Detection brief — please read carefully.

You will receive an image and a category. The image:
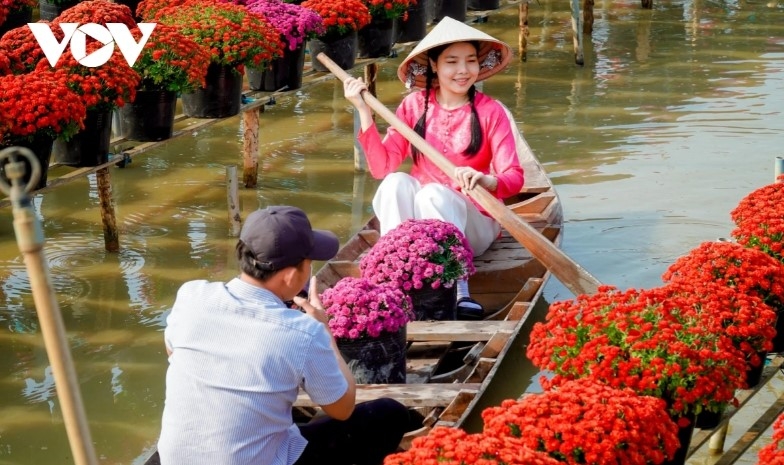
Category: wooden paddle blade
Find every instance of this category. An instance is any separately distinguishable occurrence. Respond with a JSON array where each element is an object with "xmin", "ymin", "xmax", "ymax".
[{"xmin": 315, "ymin": 53, "xmax": 602, "ymax": 296}]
